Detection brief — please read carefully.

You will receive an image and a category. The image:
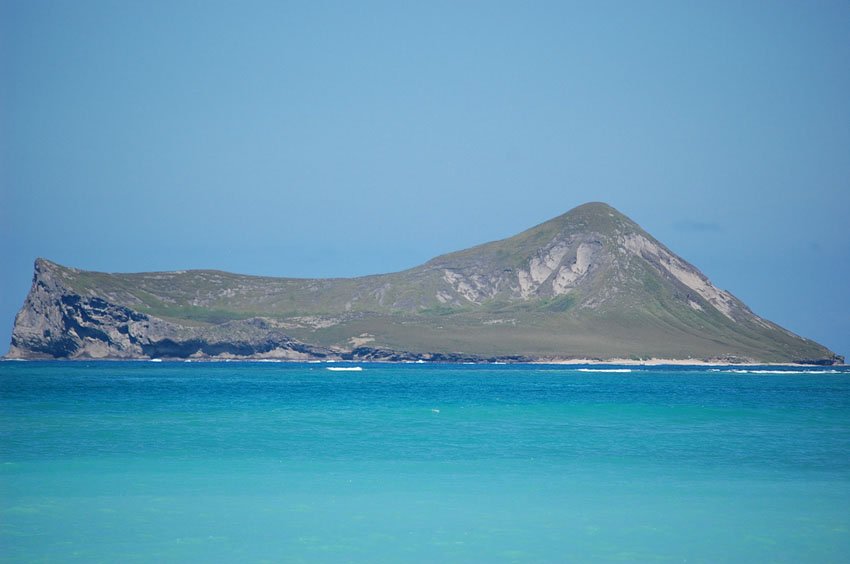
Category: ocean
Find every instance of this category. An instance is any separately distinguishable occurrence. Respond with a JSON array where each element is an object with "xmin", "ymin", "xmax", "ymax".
[{"xmin": 2, "ymin": 361, "xmax": 849, "ymax": 562}]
